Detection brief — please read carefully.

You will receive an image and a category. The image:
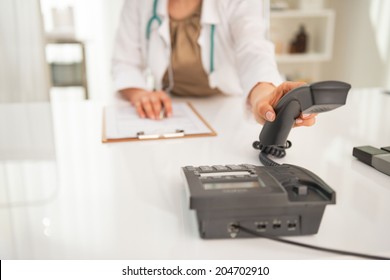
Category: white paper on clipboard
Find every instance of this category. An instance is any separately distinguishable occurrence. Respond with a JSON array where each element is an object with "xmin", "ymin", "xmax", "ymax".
[{"xmin": 103, "ymin": 102, "xmax": 215, "ymax": 141}]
